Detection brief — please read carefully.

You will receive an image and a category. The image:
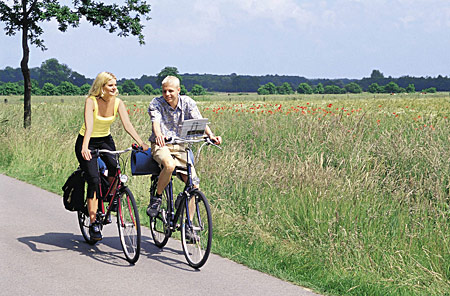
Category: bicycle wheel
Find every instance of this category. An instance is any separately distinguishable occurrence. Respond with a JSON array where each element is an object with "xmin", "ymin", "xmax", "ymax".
[
  {"xmin": 149, "ymin": 181, "xmax": 171, "ymax": 248},
  {"xmin": 180, "ymin": 190, "xmax": 212, "ymax": 269},
  {"xmin": 77, "ymin": 208, "xmax": 98, "ymax": 245},
  {"xmin": 117, "ymin": 187, "xmax": 141, "ymax": 264}
]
